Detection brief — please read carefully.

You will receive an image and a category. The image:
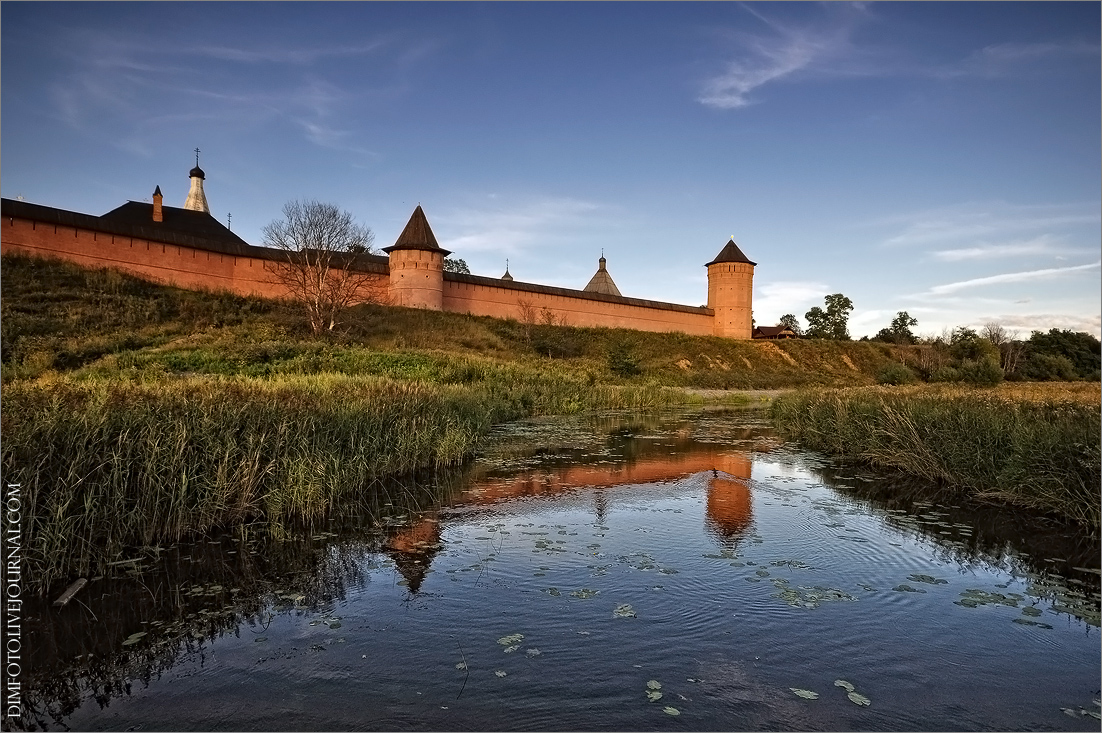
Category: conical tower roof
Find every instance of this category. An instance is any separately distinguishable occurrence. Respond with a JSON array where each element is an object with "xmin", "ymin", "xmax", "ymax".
[
  {"xmin": 705, "ymin": 239, "xmax": 756, "ymax": 267},
  {"xmin": 583, "ymin": 256, "xmax": 622, "ymax": 297},
  {"xmin": 383, "ymin": 205, "xmax": 452, "ymax": 255}
]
